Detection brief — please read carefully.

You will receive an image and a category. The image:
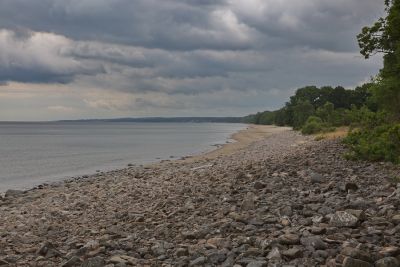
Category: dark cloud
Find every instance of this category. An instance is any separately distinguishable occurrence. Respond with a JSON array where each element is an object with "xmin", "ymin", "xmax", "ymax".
[{"xmin": 0, "ymin": 0, "xmax": 384, "ymax": 118}]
